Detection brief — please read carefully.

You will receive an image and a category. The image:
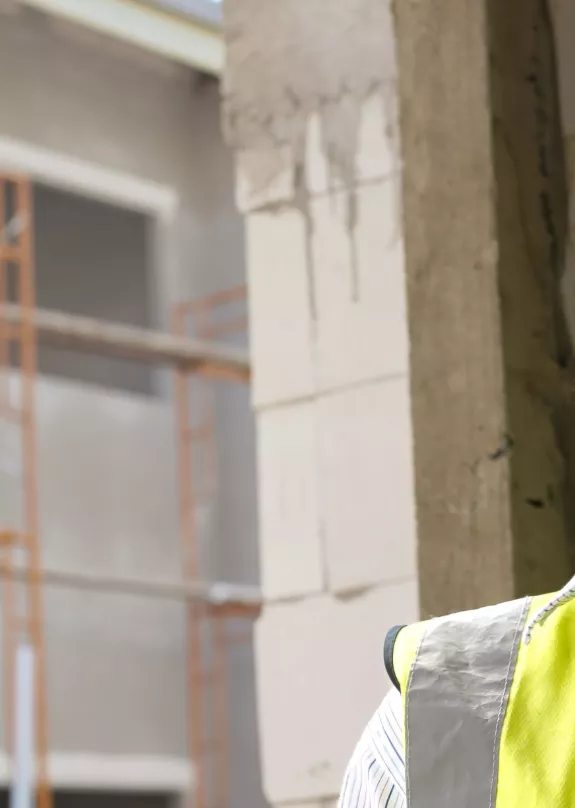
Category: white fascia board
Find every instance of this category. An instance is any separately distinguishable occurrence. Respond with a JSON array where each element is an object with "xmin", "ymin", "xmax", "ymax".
[
  {"xmin": 22, "ymin": 0, "xmax": 224, "ymax": 75},
  {"xmin": 0, "ymin": 136, "xmax": 179, "ymax": 221}
]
